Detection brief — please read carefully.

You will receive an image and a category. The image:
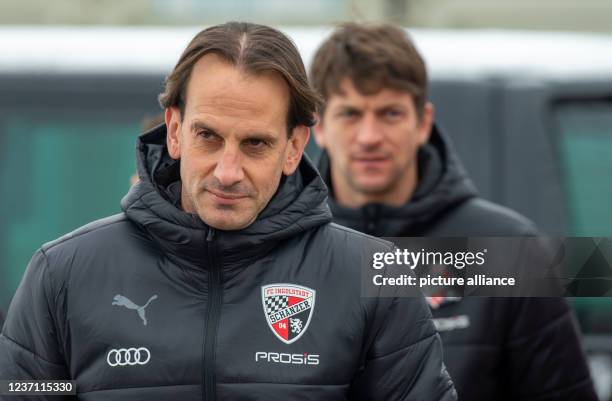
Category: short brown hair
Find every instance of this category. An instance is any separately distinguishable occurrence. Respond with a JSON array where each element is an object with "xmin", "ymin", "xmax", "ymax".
[
  {"xmin": 310, "ymin": 22, "xmax": 427, "ymax": 116},
  {"xmin": 159, "ymin": 22, "xmax": 322, "ymax": 134}
]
